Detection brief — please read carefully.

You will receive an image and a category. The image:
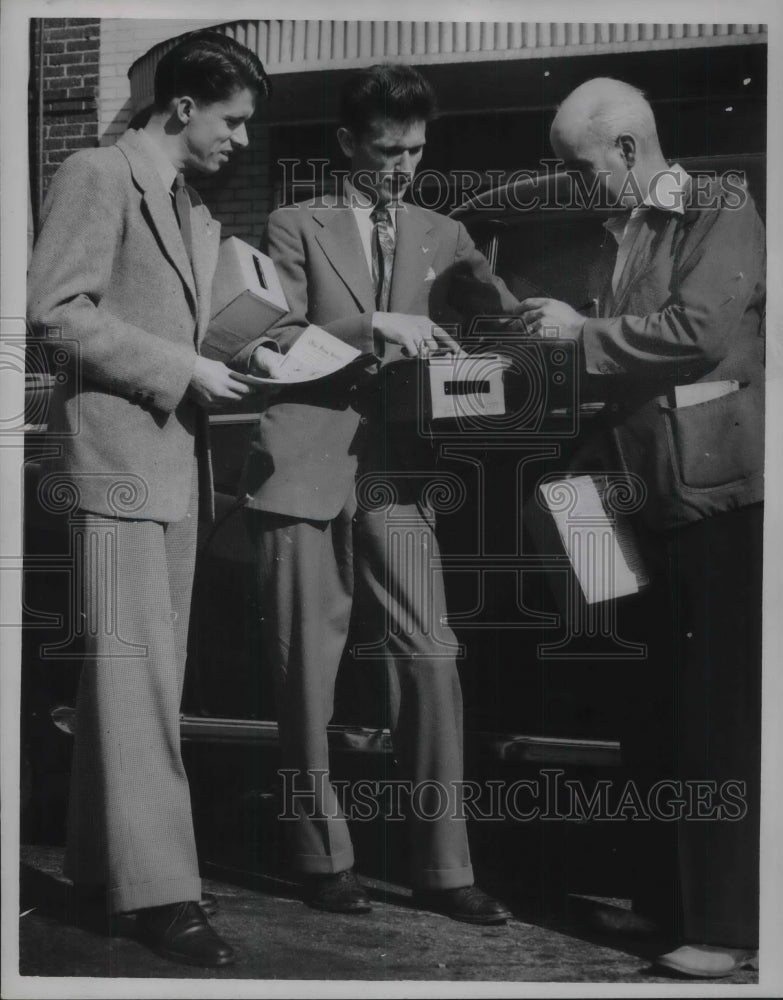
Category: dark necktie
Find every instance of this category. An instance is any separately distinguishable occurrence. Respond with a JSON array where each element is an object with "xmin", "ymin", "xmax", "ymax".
[
  {"xmin": 173, "ymin": 172, "xmax": 194, "ymax": 264},
  {"xmin": 371, "ymin": 205, "xmax": 395, "ymax": 312}
]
